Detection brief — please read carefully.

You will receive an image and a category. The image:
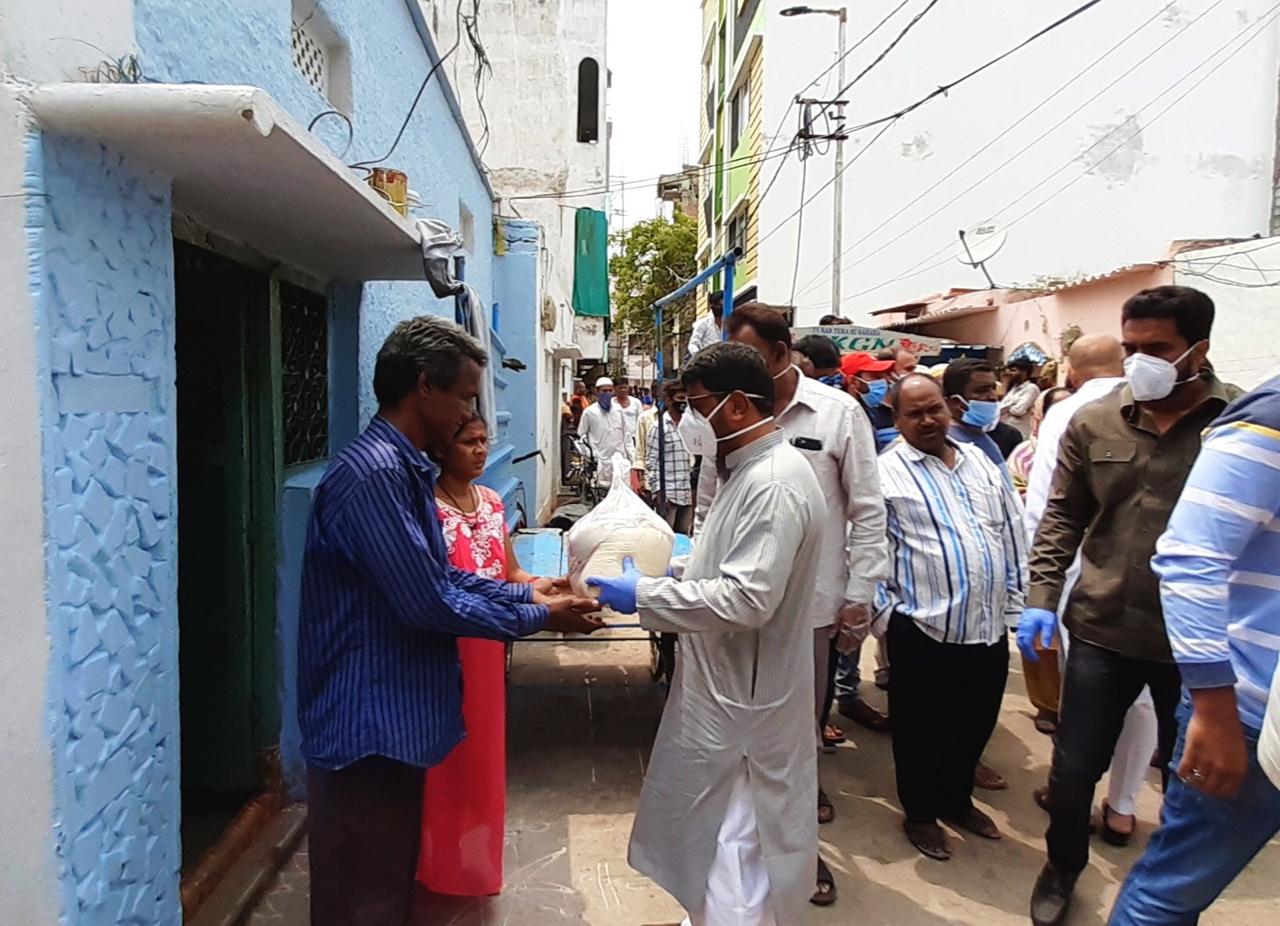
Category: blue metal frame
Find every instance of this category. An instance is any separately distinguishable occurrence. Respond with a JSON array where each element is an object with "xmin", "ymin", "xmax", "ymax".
[
  {"xmin": 649, "ymin": 247, "xmax": 740, "ymax": 507},
  {"xmin": 650, "ymin": 247, "xmax": 741, "ymax": 382}
]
